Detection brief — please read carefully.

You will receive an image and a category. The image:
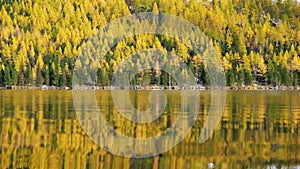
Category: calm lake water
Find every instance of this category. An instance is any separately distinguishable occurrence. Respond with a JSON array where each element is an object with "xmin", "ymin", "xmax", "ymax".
[{"xmin": 0, "ymin": 90, "xmax": 300, "ymax": 169}]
